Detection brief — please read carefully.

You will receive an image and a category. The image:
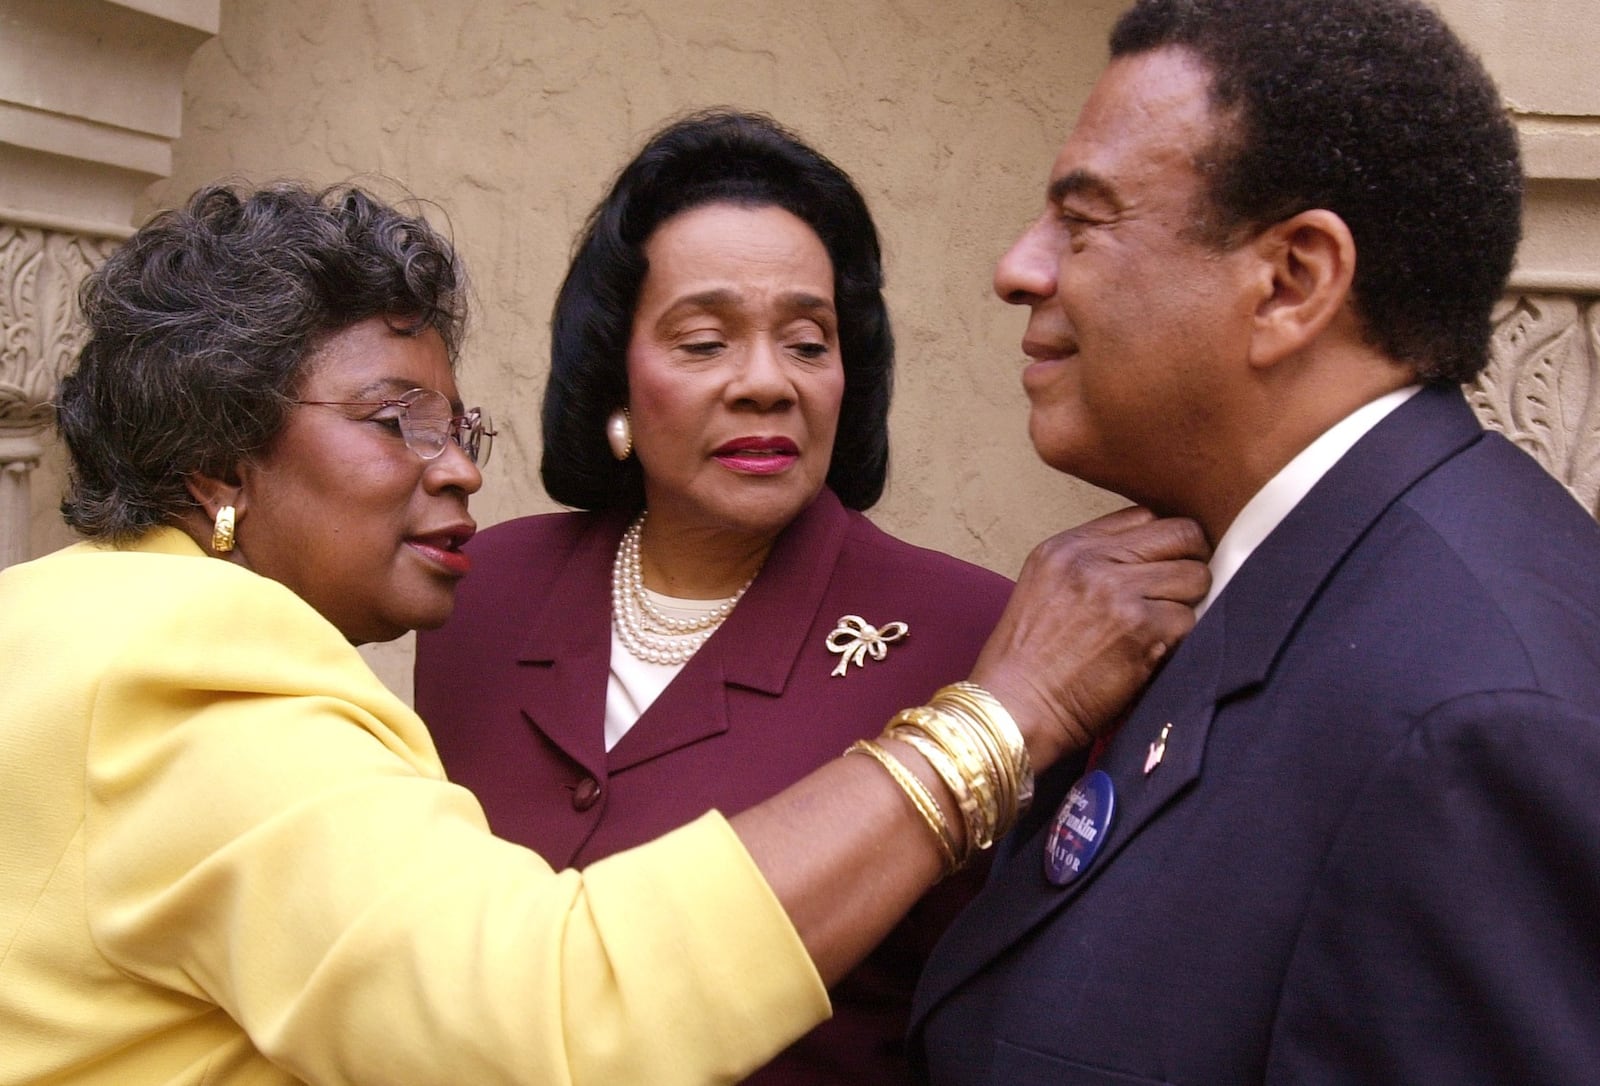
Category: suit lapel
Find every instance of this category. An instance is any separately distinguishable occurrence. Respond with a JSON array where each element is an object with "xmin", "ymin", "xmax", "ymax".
[
  {"xmin": 605, "ymin": 652, "xmax": 734, "ymax": 770},
  {"xmin": 914, "ymin": 607, "xmax": 1226, "ymax": 1010},
  {"xmin": 914, "ymin": 385, "xmax": 1488, "ymax": 1022},
  {"xmin": 1215, "ymin": 384, "xmax": 1484, "ymax": 694},
  {"xmin": 512, "ymin": 513, "xmax": 625, "ymax": 783},
  {"xmin": 606, "ymin": 491, "xmax": 852, "ymax": 771}
]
